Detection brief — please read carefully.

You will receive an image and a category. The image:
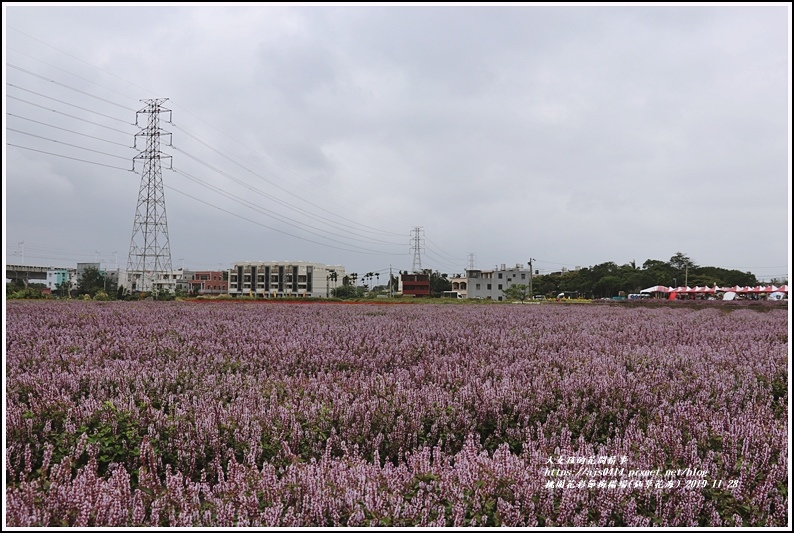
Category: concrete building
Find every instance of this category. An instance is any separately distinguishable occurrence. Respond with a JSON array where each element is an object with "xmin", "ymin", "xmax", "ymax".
[
  {"xmin": 46, "ymin": 268, "xmax": 75, "ymax": 293},
  {"xmin": 76, "ymin": 262, "xmax": 101, "ymax": 281},
  {"xmin": 106, "ymin": 269, "xmax": 128, "ymax": 291},
  {"xmin": 465, "ymin": 263, "xmax": 533, "ymax": 301},
  {"xmin": 399, "ymin": 272, "xmax": 431, "ymax": 297},
  {"xmin": 449, "ymin": 274, "xmax": 468, "ymax": 298},
  {"xmin": 228, "ymin": 261, "xmax": 345, "ymax": 298}
]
